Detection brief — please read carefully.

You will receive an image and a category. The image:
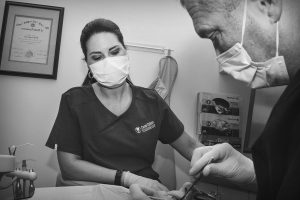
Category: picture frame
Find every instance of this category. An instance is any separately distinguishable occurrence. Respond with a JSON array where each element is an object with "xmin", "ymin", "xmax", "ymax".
[
  {"xmin": 243, "ymin": 86, "xmax": 286, "ymax": 153},
  {"xmin": 0, "ymin": 1, "xmax": 64, "ymax": 79}
]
